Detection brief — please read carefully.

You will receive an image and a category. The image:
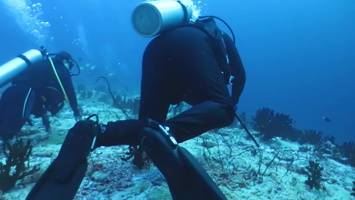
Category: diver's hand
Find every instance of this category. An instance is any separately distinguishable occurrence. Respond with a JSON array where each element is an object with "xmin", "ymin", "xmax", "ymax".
[
  {"xmin": 74, "ymin": 114, "xmax": 82, "ymax": 122},
  {"xmin": 74, "ymin": 107, "xmax": 82, "ymax": 121},
  {"xmin": 46, "ymin": 127, "xmax": 53, "ymax": 134},
  {"xmin": 233, "ymin": 104, "xmax": 238, "ymax": 112}
]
